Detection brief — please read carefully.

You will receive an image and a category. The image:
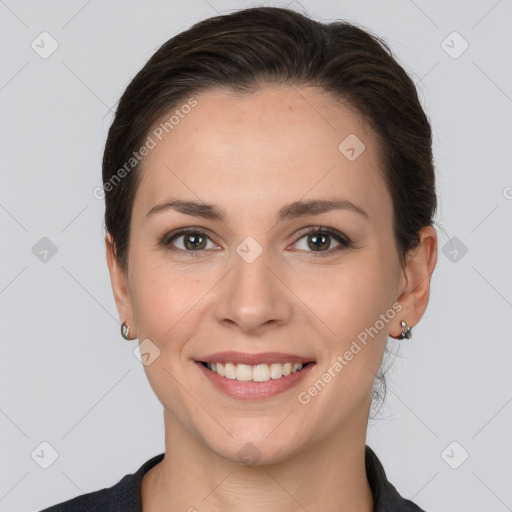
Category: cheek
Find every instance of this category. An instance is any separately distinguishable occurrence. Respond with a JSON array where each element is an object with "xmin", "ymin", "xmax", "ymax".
[
  {"xmin": 299, "ymin": 251, "xmax": 396, "ymax": 398},
  {"xmin": 129, "ymin": 262, "xmax": 202, "ymax": 417},
  {"xmin": 298, "ymin": 262, "xmax": 393, "ymax": 420},
  {"xmin": 295, "ymin": 254, "xmax": 396, "ymax": 345},
  {"xmin": 129, "ymin": 256, "xmax": 200, "ymax": 347}
]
